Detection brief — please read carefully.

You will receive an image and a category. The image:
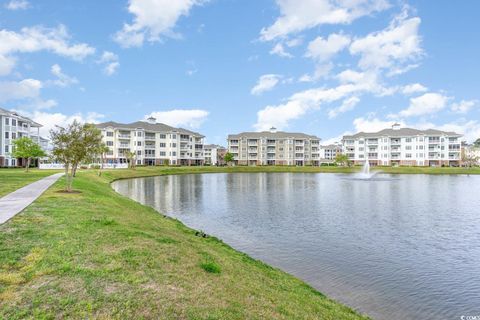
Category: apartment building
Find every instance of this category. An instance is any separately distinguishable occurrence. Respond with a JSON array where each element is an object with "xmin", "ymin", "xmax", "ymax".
[
  {"xmin": 0, "ymin": 108, "xmax": 43, "ymax": 167},
  {"xmin": 342, "ymin": 123, "xmax": 462, "ymax": 166},
  {"xmin": 95, "ymin": 117, "xmax": 205, "ymax": 166},
  {"xmin": 204, "ymin": 144, "xmax": 227, "ymax": 165},
  {"xmin": 320, "ymin": 144, "xmax": 342, "ymax": 160},
  {"xmin": 227, "ymin": 127, "xmax": 321, "ymax": 166}
]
